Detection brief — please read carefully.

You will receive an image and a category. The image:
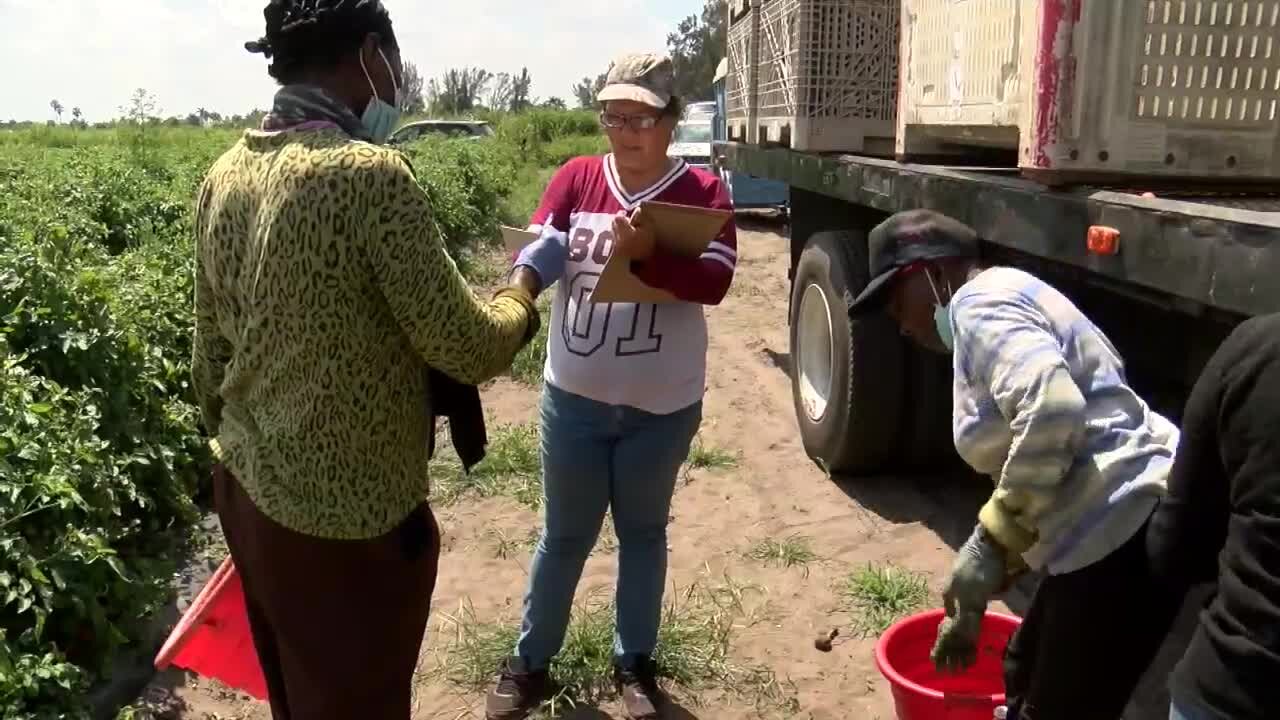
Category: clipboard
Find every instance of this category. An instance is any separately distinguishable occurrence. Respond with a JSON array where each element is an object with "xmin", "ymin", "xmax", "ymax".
[
  {"xmin": 592, "ymin": 200, "xmax": 732, "ymax": 304},
  {"xmin": 500, "ymin": 200, "xmax": 732, "ymax": 304},
  {"xmin": 634, "ymin": 200, "xmax": 733, "ymax": 257}
]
